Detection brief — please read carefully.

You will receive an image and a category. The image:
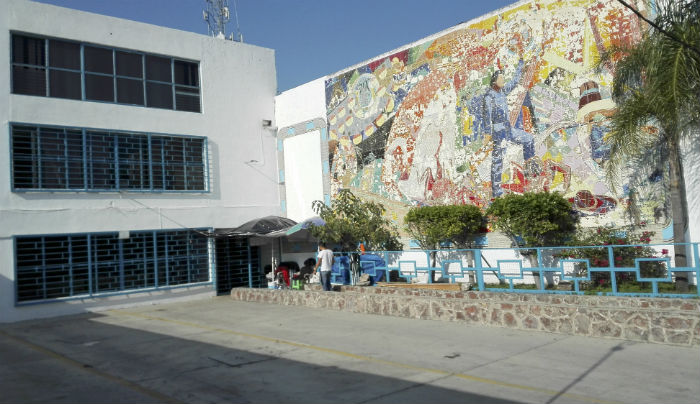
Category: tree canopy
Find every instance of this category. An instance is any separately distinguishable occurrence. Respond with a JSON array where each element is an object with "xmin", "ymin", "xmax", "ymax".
[
  {"xmin": 404, "ymin": 205, "xmax": 485, "ymax": 250},
  {"xmin": 486, "ymin": 192, "xmax": 578, "ymax": 248},
  {"xmin": 310, "ymin": 189, "xmax": 402, "ymax": 252},
  {"xmin": 603, "ymin": 0, "xmax": 699, "ymax": 226}
]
